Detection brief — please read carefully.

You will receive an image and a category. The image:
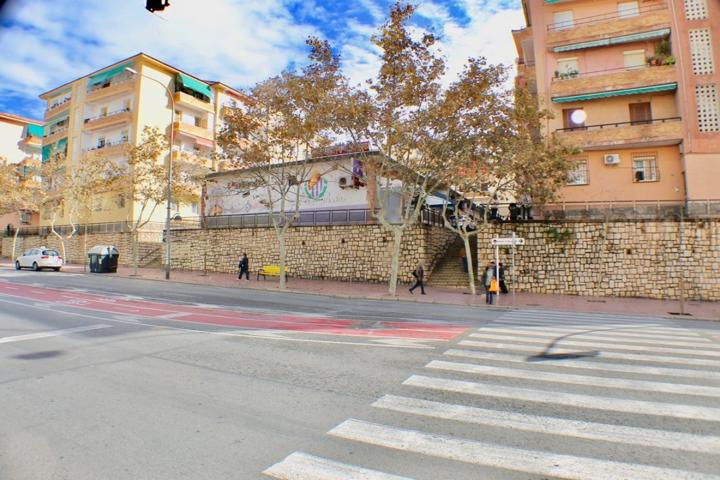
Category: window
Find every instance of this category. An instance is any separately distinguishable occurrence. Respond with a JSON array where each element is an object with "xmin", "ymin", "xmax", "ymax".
[
  {"xmin": 684, "ymin": 0, "xmax": 708, "ymax": 20},
  {"xmin": 120, "ymin": 129, "xmax": 129, "ymax": 143},
  {"xmin": 567, "ymin": 160, "xmax": 588, "ymax": 185},
  {"xmin": 618, "ymin": 1, "xmax": 639, "ymax": 18},
  {"xmin": 190, "ymin": 202, "xmax": 198, "ymax": 214},
  {"xmin": 124, "ymin": 99, "xmax": 131, "ymax": 111},
  {"xmin": 562, "ymin": 108, "xmax": 586, "ymax": 130},
  {"xmin": 100, "ymin": 106, "xmax": 108, "ymax": 117},
  {"xmin": 553, "ymin": 11, "xmax": 573, "ymax": 30},
  {"xmin": 696, "ymin": 83, "xmax": 720, "ymax": 132},
  {"xmin": 97, "ymin": 136, "xmax": 106, "ymax": 148},
  {"xmin": 633, "ymin": 156, "xmax": 658, "ymax": 182},
  {"xmin": 556, "ymin": 58, "xmax": 579, "ymax": 78},
  {"xmin": 689, "ymin": 29, "xmax": 715, "ymax": 75},
  {"xmin": 629, "ymin": 102, "xmax": 652, "ymax": 125},
  {"xmin": 624, "ymin": 49, "xmax": 646, "ymax": 69}
]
